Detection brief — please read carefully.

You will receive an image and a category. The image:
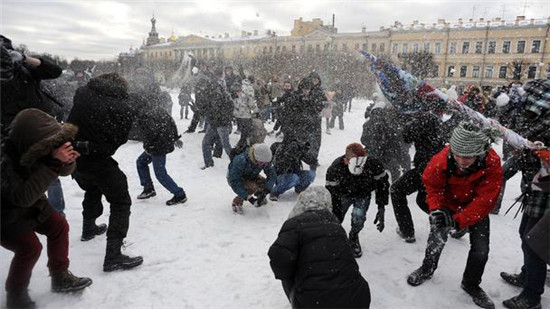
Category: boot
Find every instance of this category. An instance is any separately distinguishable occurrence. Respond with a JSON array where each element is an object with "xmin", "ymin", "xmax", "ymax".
[
  {"xmin": 407, "ymin": 266, "xmax": 434, "ymax": 286},
  {"xmin": 500, "ymin": 272, "xmax": 525, "ymax": 288},
  {"xmin": 348, "ymin": 232, "xmax": 362, "ymax": 258},
  {"xmin": 166, "ymin": 194, "xmax": 187, "ymax": 206},
  {"xmin": 461, "ymin": 283, "xmax": 495, "ymax": 309},
  {"xmin": 396, "ymin": 227, "xmax": 416, "ymax": 243},
  {"xmin": 232, "ymin": 196, "xmax": 244, "ymax": 215},
  {"xmin": 103, "ymin": 239, "xmax": 143, "ymax": 272},
  {"xmin": 137, "ymin": 187, "xmax": 156, "ymax": 199},
  {"xmin": 6, "ymin": 290, "xmax": 35, "ymax": 308},
  {"xmin": 450, "ymin": 227, "xmax": 468, "ymax": 239},
  {"xmin": 503, "ymin": 294, "xmax": 541, "ymax": 309},
  {"xmin": 81, "ymin": 219, "xmax": 108, "ymax": 241},
  {"xmin": 51, "ymin": 270, "xmax": 93, "ymax": 293}
]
